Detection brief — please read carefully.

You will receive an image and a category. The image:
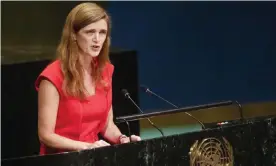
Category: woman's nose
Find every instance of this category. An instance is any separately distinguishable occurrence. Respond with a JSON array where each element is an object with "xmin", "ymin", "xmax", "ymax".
[{"xmin": 92, "ymin": 33, "xmax": 99, "ymax": 42}]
